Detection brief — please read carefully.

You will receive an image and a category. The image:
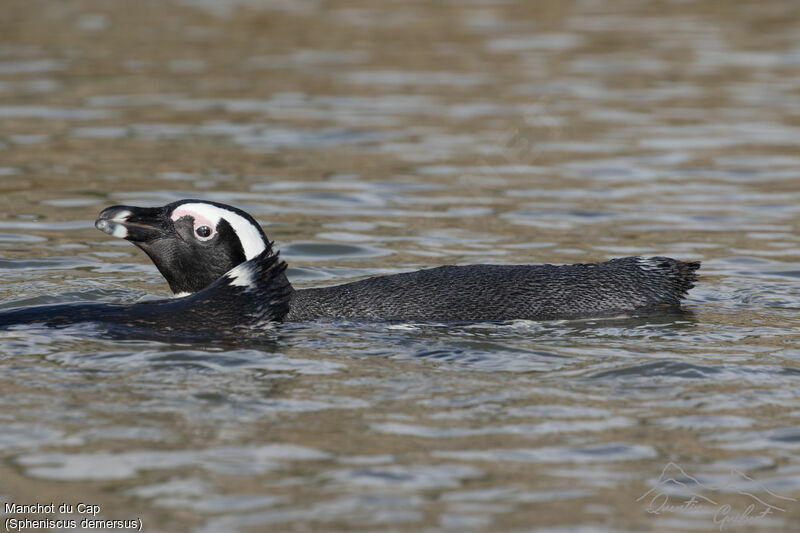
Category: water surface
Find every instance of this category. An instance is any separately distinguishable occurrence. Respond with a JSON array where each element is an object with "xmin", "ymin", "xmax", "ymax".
[{"xmin": 1, "ymin": 1, "xmax": 800, "ymax": 531}]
